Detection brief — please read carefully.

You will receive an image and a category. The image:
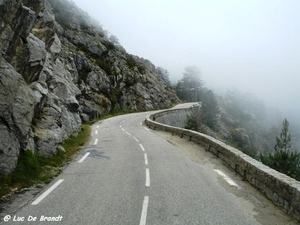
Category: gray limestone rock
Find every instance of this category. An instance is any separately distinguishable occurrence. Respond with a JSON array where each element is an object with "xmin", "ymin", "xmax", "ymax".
[
  {"xmin": 0, "ymin": 0, "xmax": 179, "ymax": 174},
  {"xmin": 86, "ymin": 70, "xmax": 110, "ymax": 93},
  {"xmin": 0, "ymin": 57, "xmax": 37, "ymax": 174},
  {"xmin": 0, "ymin": 124, "xmax": 20, "ymax": 175}
]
